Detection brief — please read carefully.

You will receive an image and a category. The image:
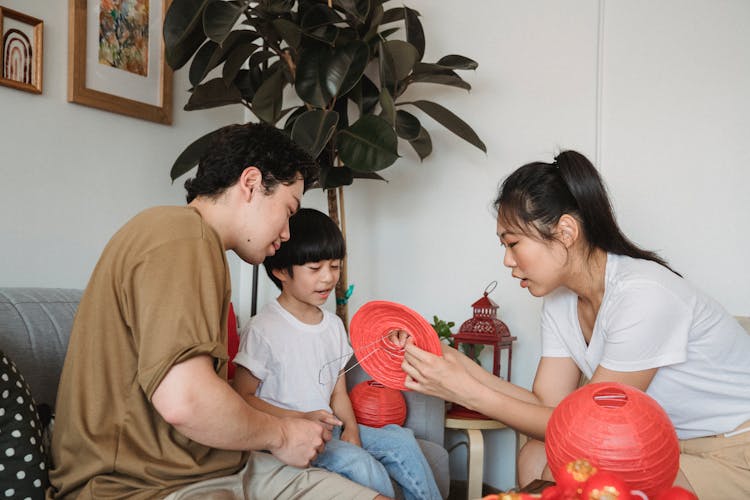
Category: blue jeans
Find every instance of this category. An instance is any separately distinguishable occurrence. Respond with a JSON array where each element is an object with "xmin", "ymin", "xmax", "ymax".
[{"xmin": 313, "ymin": 424, "xmax": 441, "ymax": 500}]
